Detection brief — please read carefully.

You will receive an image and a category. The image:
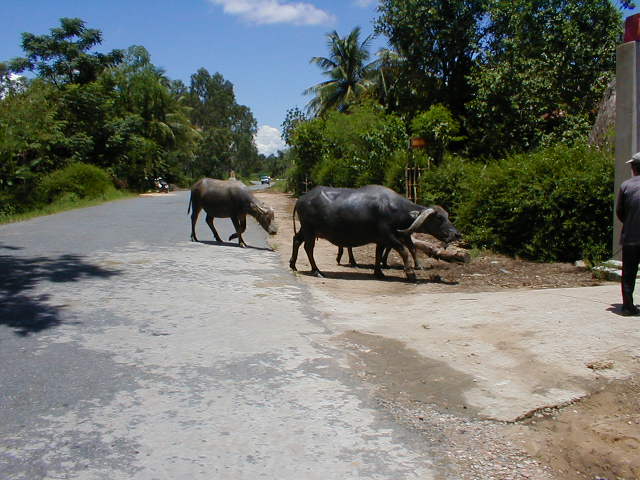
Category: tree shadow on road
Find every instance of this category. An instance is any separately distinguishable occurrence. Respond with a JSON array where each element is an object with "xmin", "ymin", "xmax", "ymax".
[{"xmin": 0, "ymin": 247, "xmax": 122, "ymax": 336}]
